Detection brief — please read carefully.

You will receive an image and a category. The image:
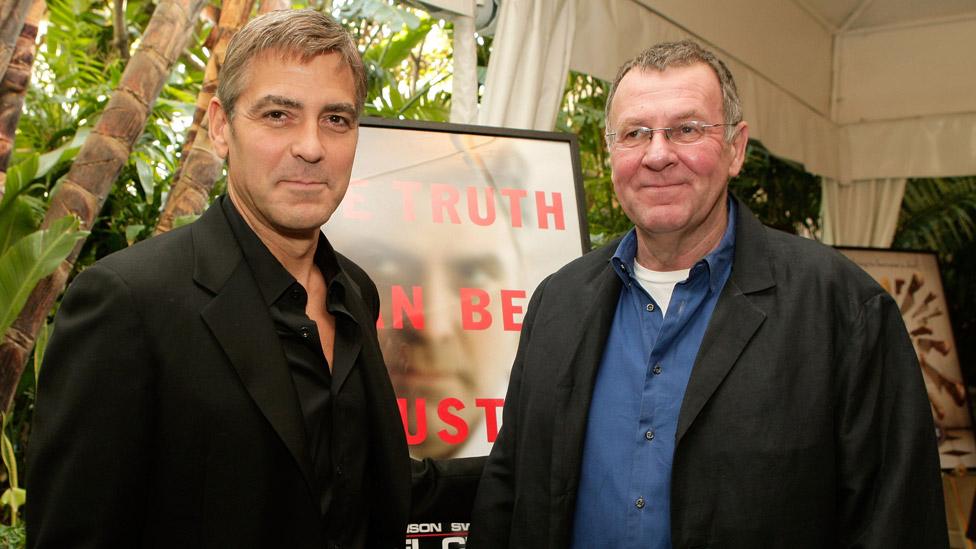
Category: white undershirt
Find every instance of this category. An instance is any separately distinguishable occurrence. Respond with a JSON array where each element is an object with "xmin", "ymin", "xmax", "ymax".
[{"xmin": 631, "ymin": 260, "xmax": 691, "ymax": 317}]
